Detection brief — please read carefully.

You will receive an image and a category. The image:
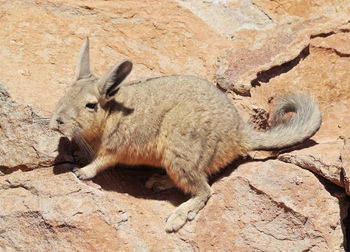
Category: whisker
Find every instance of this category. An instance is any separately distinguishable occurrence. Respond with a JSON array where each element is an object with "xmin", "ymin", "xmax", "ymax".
[{"xmin": 72, "ymin": 128, "xmax": 96, "ymax": 162}]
